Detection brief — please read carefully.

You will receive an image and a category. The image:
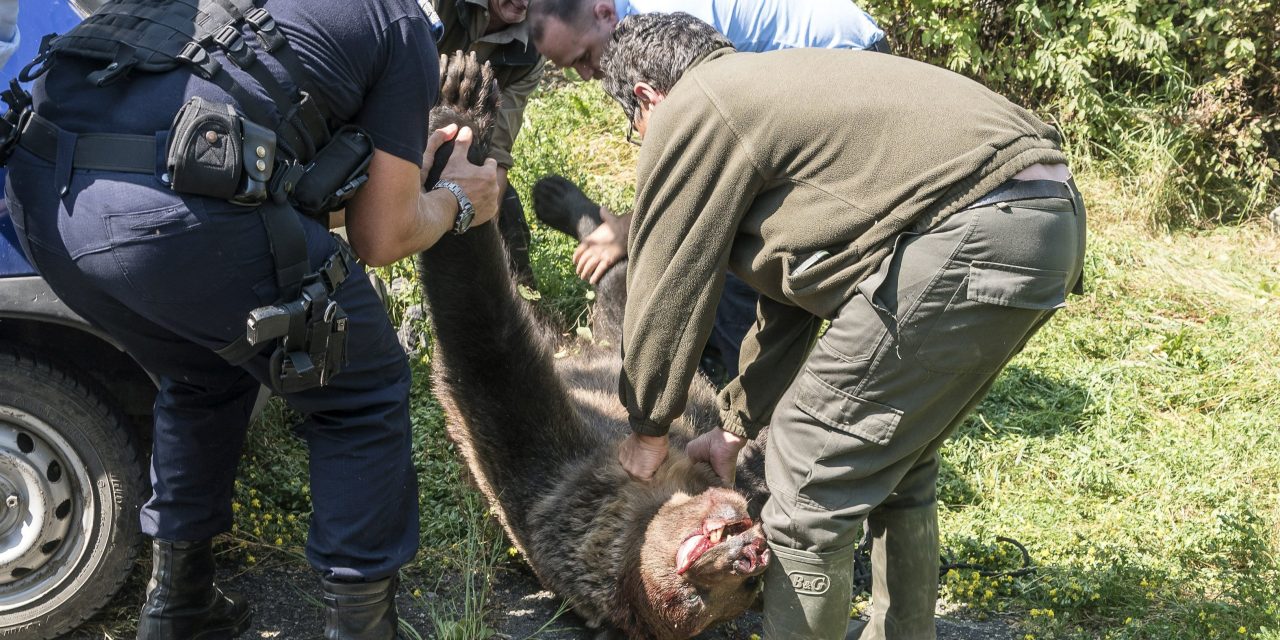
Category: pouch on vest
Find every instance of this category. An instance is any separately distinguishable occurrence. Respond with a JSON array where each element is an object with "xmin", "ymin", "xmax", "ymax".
[
  {"xmin": 167, "ymin": 96, "xmax": 277, "ymax": 204},
  {"xmin": 290, "ymin": 126, "xmax": 373, "ymax": 217}
]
